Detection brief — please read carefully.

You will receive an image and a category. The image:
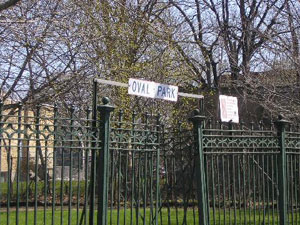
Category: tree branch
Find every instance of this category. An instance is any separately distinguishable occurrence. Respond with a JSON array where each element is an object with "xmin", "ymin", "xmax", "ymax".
[{"xmin": 0, "ymin": 0, "xmax": 21, "ymax": 11}]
